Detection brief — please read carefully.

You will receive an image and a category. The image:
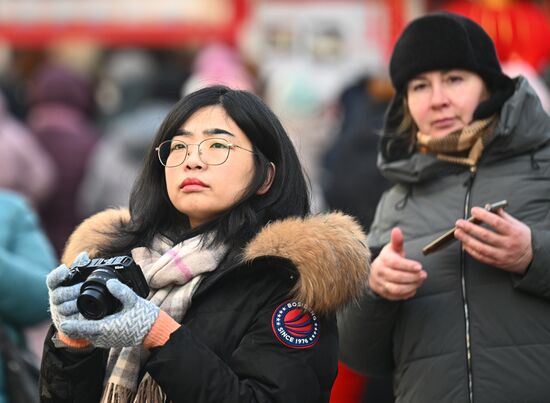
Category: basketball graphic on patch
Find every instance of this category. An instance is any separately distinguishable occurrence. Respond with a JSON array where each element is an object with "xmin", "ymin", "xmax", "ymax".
[{"xmin": 272, "ymin": 300, "xmax": 320, "ymax": 349}]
